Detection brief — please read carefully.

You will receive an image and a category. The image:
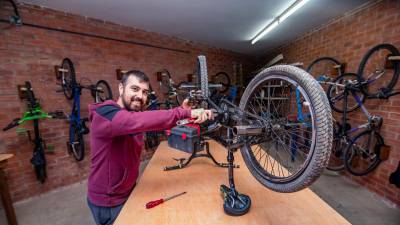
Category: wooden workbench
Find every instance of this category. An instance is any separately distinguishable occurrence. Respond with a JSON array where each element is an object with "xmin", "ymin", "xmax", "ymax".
[
  {"xmin": 114, "ymin": 141, "xmax": 349, "ymax": 225},
  {"xmin": 0, "ymin": 154, "xmax": 18, "ymax": 225}
]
